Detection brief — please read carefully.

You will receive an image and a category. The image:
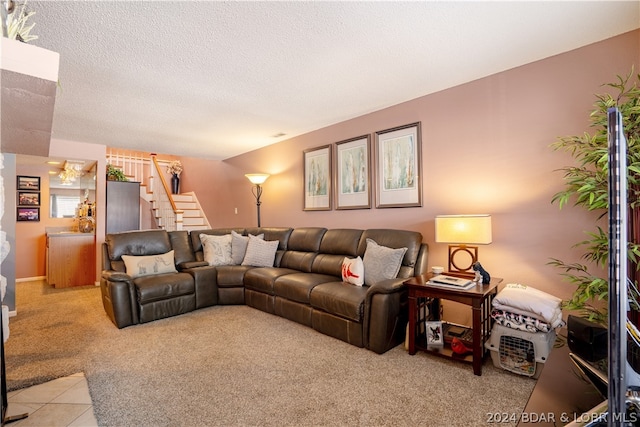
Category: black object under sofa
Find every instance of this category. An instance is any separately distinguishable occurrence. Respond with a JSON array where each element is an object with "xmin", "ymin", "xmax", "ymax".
[{"xmin": 100, "ymin": 227, "xmax": 428, "ymax": 354}]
